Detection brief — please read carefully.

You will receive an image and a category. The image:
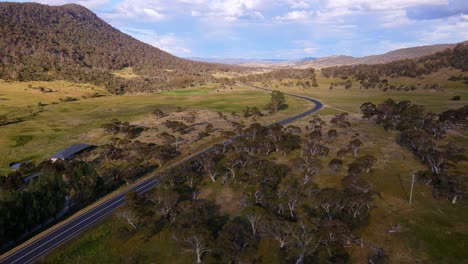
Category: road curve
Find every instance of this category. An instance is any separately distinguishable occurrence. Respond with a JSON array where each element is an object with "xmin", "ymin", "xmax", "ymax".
[
  {"xmin": 0, "ymin": 84, "xmax": 323, "ymax": 264},
  {"xmin": 241, "ymin": 83, "xmax": 324, "ymax": 126}
]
